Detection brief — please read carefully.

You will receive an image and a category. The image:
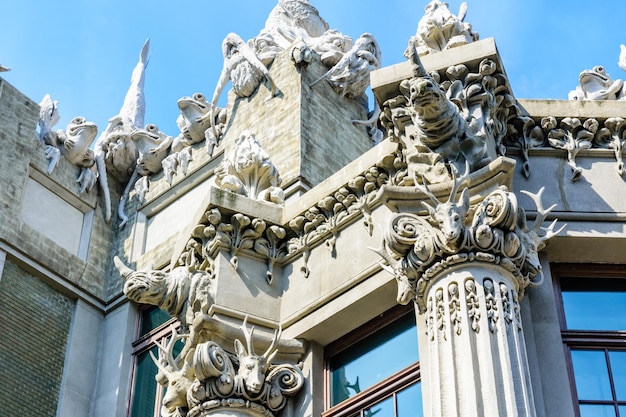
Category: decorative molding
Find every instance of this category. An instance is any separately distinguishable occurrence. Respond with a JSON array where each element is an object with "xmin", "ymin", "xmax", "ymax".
[
  {"xmin": 505, "ymin": 113, "xmax": 626, "ymax": 180},
  {"xmin": 376, "ymin": 168, "xmax": 564, "ymax": 312},
  {"xmin": 464, "ymin": 278, "xmax": 480, "ymax": 333},
  {"xmin": 140, "ymin": 318, "xmax": 304, "ymax": 417}
]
